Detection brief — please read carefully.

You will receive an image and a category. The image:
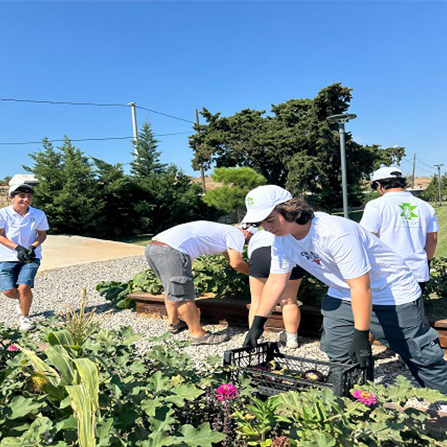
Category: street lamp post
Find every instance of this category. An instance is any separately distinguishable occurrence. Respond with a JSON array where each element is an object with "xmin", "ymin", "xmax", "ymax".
[{"xmin": 326, "ymin": 113, "xmax": 357, "ymax": 219}]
